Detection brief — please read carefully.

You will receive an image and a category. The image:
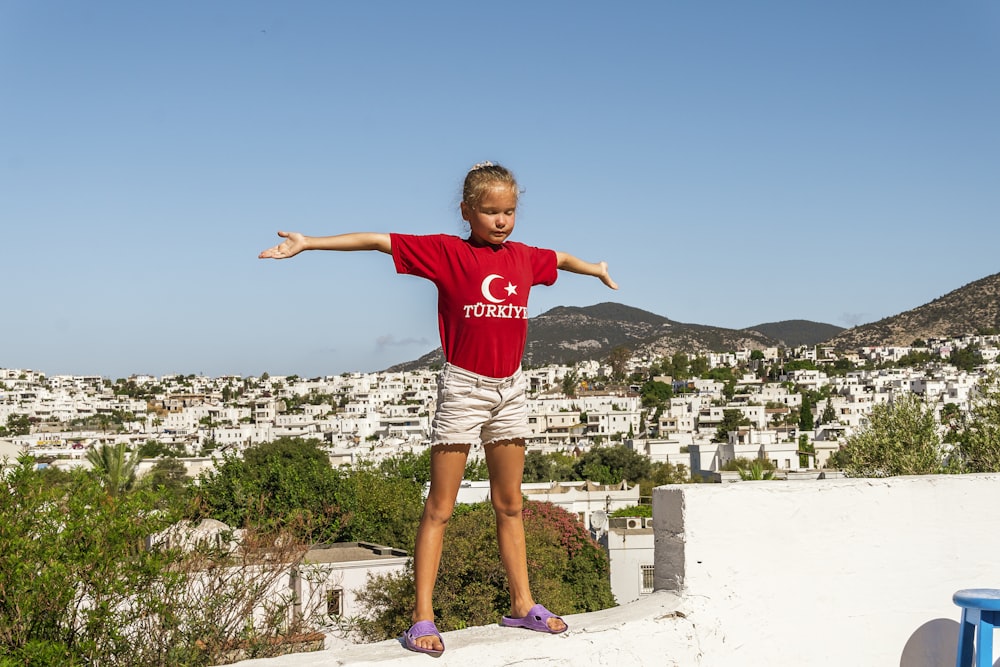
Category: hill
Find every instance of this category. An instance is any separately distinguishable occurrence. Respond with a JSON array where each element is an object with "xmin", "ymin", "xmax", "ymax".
[
  {"xmin": 386, "ymin": 303, "xmax": 836, "ymax": 372},
  {"xmin": 826, "ymin": 272, "xmax": 1000, "ymax": 349},
  {"xmin": 744, "ymin": 320, "xmax": 845, "ymax": 348},
  {"xmin": 386, "ymin": 273, "xmax": 1000, "ymax": 372}
]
